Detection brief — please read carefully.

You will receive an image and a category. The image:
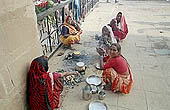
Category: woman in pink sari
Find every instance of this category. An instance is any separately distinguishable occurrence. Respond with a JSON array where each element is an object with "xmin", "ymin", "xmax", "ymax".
[{"xmin": 109, "ymin": 12, "xmax": 128, "ymax": 42}]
